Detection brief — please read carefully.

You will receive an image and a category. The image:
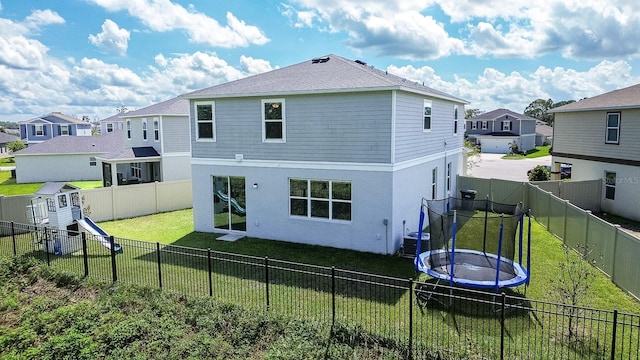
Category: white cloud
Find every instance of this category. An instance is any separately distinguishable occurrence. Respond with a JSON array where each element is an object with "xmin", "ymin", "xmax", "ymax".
[
  {"xmin": 89, "ymin": 19, "xmax": 130, "ymax": 55},
  {"xmin": 239, "ymin": 55, "xmax": 276, "ymax": 75},
  {"xmin": 87, "ymin": 0, "xmax": 269, "ymax": 48}
]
